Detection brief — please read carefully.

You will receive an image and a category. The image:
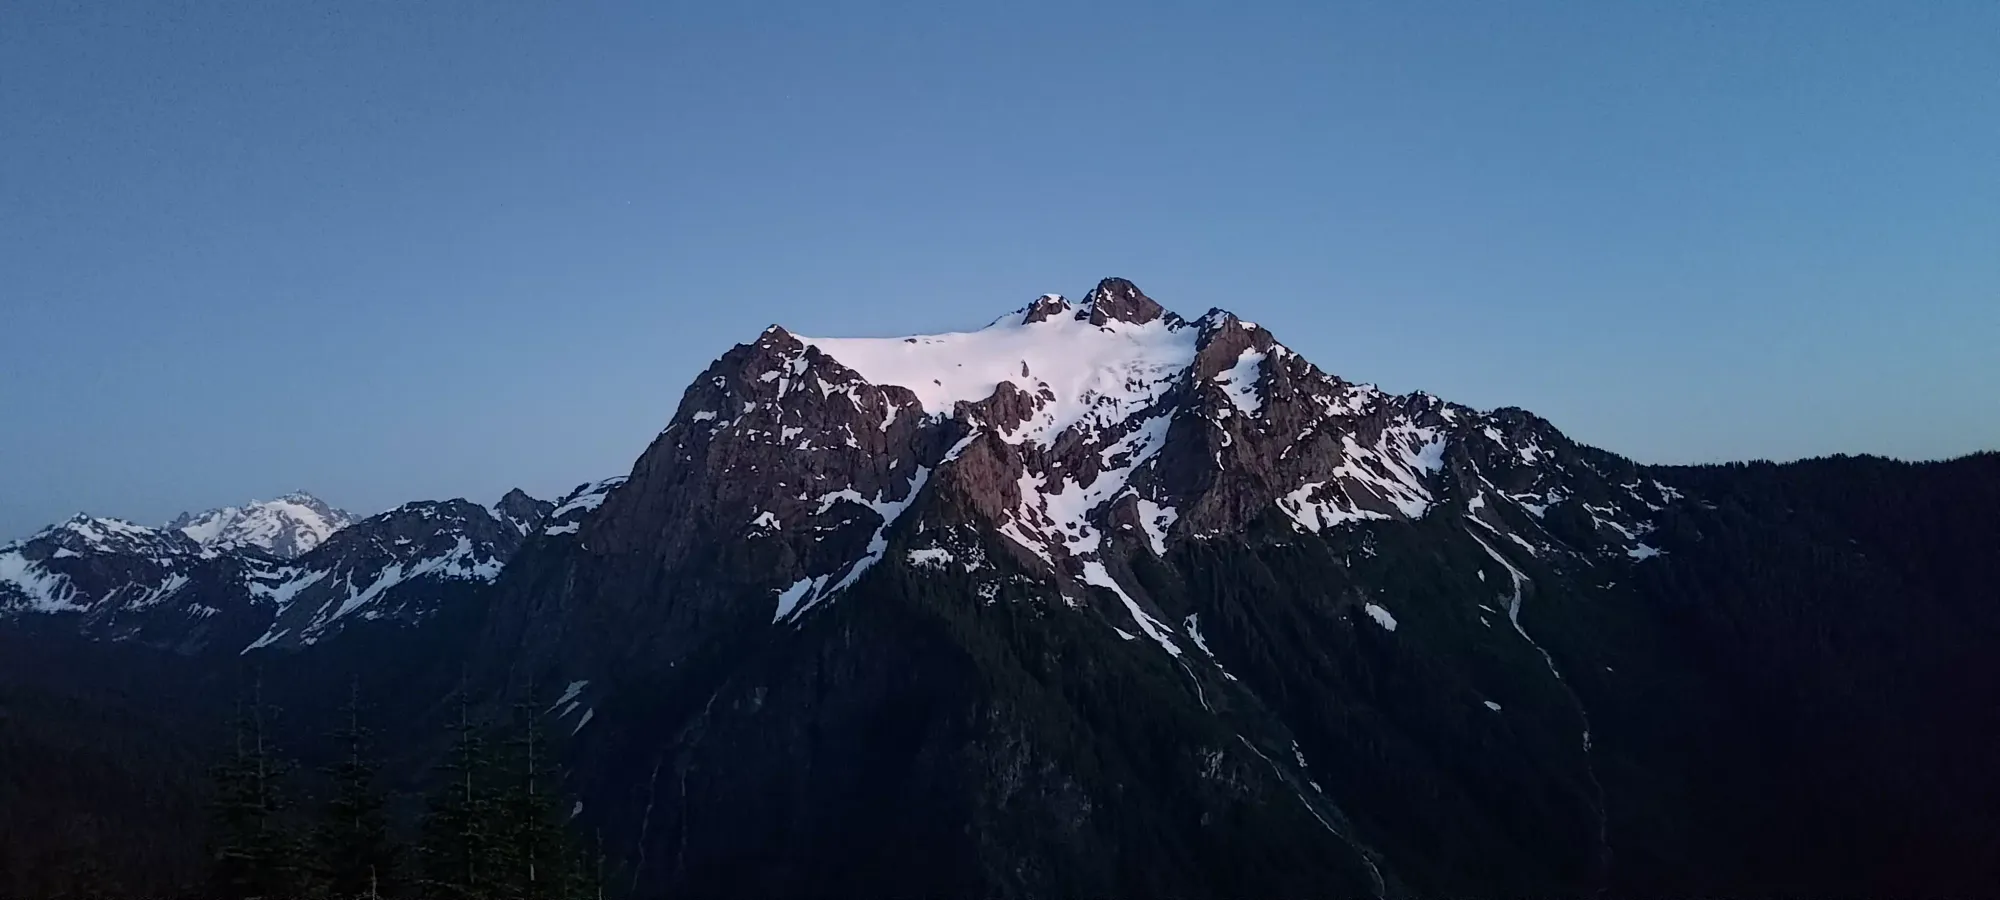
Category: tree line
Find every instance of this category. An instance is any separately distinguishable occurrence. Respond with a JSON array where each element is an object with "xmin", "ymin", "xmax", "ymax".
[{"xmin": 206, "ymin": 678, "xmax": 603, "ymax": 900}]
